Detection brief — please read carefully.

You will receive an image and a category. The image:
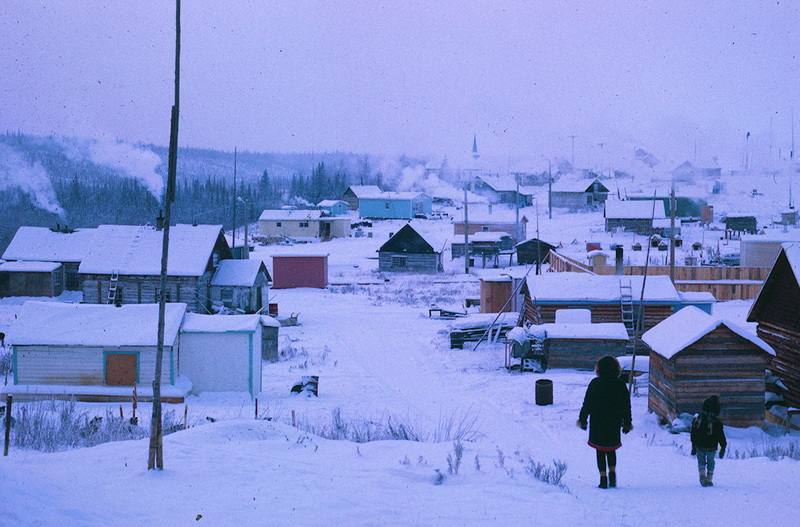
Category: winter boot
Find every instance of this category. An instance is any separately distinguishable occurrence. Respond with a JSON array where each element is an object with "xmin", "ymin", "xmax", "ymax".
[
  {"xmin": 705, "ymin": 471, "xmax": 714, "ymax": 487},
  {"xmin": 609, "ymin": 471, "xmax": 616, "ymax": 488},
  {"xmin": 699, "ymin": 468, "xmax": 707, "ymax": 486},
  {"xmin": 598, "ymin": 475, "xmax": 608, "ymax": 489}
]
